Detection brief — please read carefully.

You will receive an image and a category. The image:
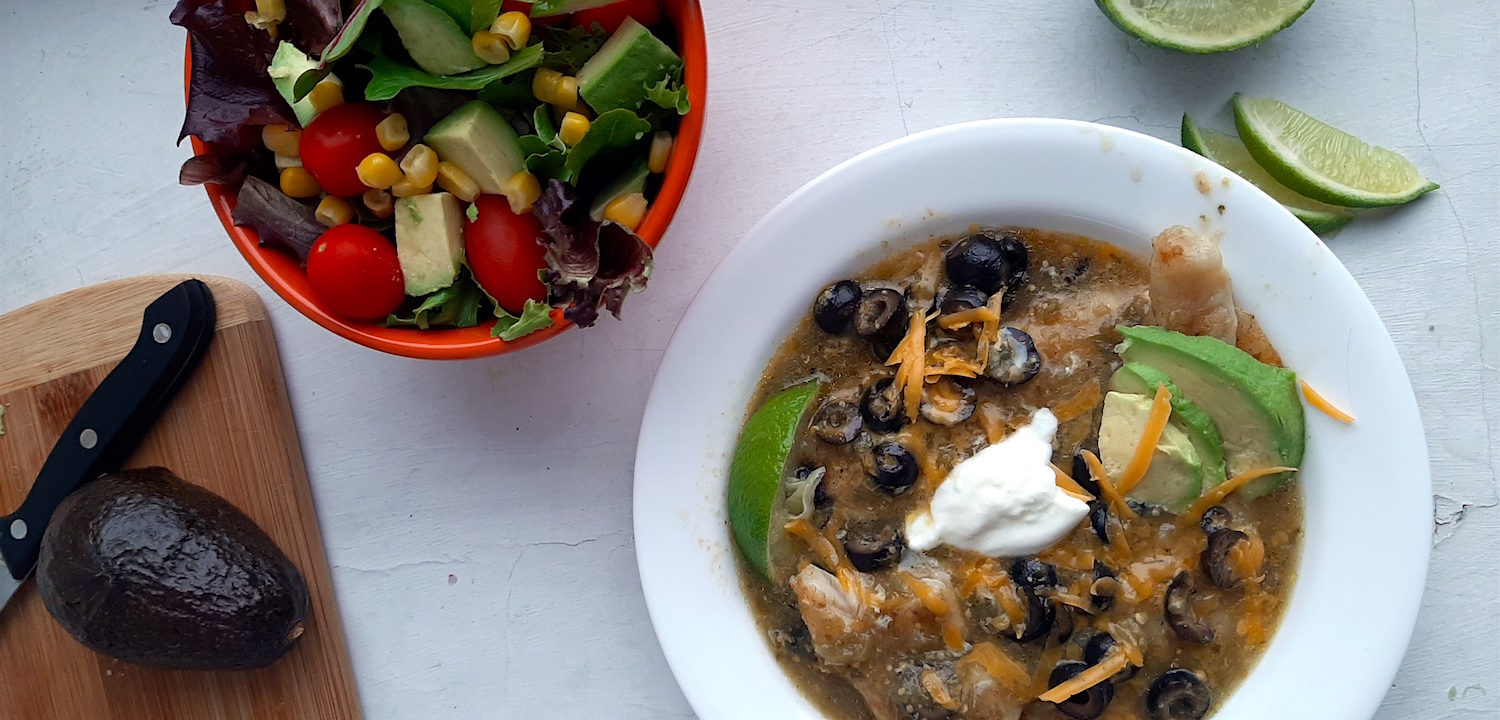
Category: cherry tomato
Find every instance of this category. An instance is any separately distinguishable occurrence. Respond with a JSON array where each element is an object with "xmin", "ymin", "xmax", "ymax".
[
  {"xmin": 299, "ymin": 103, "xmax": 386, "ymax": 197},
  {"xmin": 464, "ymin": 194, "xmax": 549, "ymax": 314},
  {"xmin": 306, "ymin": 225, "xmax": 406, "ymax": 321},
  {"xmin": 570, "ymin": 0, "xmax": 662, "ymax": 33}
]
